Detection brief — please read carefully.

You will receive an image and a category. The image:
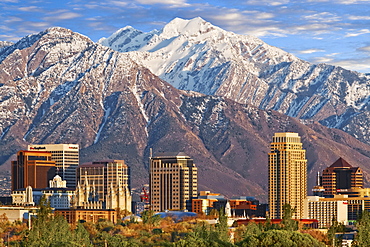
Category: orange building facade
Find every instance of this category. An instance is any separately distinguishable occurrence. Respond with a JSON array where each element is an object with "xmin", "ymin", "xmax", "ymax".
[
  {"xmin": 55, "ymin": 209, "xmax": 117, "ymax": 224},
  {"xmin": 322, "ymin": 158, "xmax": 363, "ymax": 196},
  {"xmin": 11, "ymin": 150, "xmax": 56, "ymax": 190}
]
